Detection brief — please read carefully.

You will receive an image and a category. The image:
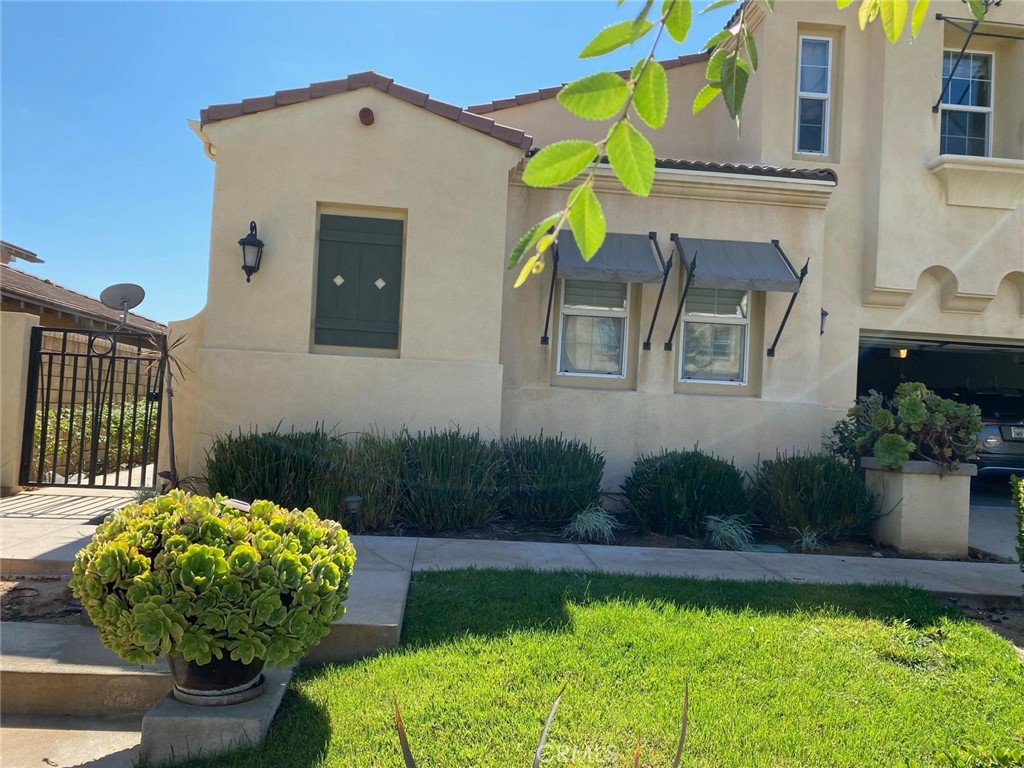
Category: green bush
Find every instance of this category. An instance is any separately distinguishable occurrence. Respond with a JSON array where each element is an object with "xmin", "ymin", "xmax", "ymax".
[
  {"xmin": 621, "ymin": 449, "xmax": 749, "ymax": 537},
  {"xmin": 401, "ymin": 429, "xmax": 504, "ymax": 534},
  {"xmin": 500, "ymin": 434, "xmax": 604, "ymax": 524},
  {"xmin": 750, "ymin": 452, "xmax": 876, "ymax": 539},
  {"xmin": 33, "ymin": 399, "xmax": 157, "ymax": 478},
  {"xmin": 1014, "ymin": 476, "xmax": 1023, "ymax": 591},
  {"xmin": 203, "ymin": 425, "xmax": 338, "ymax": 512}
]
